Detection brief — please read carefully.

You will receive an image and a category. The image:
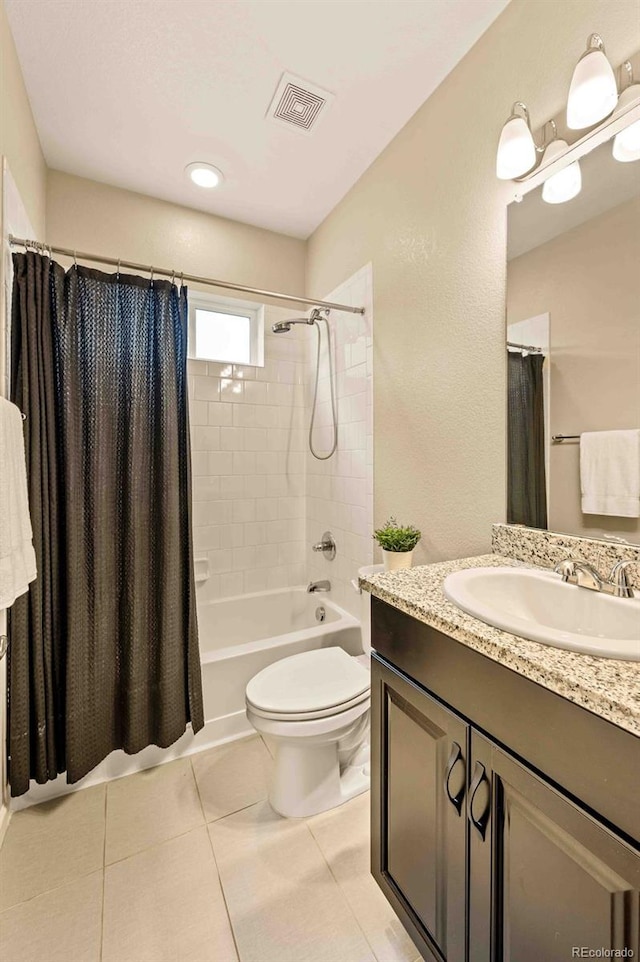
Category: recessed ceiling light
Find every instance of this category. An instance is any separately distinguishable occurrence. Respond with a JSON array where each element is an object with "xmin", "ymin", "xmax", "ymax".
[{"xmin": 185, "ymin": 162, "xmax": 224, "ymax": 189}]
